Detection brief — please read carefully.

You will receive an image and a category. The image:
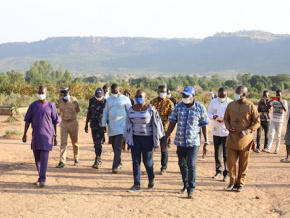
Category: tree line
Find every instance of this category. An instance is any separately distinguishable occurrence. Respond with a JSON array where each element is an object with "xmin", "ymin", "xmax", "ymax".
[{"xmin": 1, "ymin": 60, "xmax": 290, "ymax": 100}]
